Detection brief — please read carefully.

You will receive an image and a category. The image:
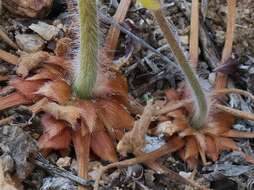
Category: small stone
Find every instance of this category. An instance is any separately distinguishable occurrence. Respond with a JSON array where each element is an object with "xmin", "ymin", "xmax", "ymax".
[
  {"xmin": 53, "ymin": 19, "xmax": 62, "ymax": 26},
  {"xmin": 143, "ymin": 136, "xmax": 165, "ymax": 153},
  {"xmin": 208, "ymin": 72, "xmax": 216, "ymax": 85},
  {"xmin": 56, "ymin": 23, "xmax": 64, "ymax": 30},
  {"xmin": 41, "ymin": 177, "xmax": 76, "ymax": 190},
  {"xmin": 56, "ymin": 157, "xmax": 71, "ymax": 168},
  {"xmin": 179, "ymin": 171, "xmax": 192, "ymax": 178},
  {"xmin": 29, "ymin": 22, "xmax": 60, "ymax": 41},
  {"xmin": 15, "ymin": 34, "xmax": 45, "ymax": 53},
  {"xmin": 179, "ymin": 35, "xmax": 189, "ymax": 45},
  {"xmin": 156, "ymin": 121, "xmax": 174, "ymax": 135},
  {"xmin": 144, "ymin": 170, "xmax": 155, "ymax": 186},
  {"xmin": 126, "ymin": 164, "xmax": 143, "ymax": 179},
  {"xmin": 32, "ymin": 133, "xmax": 40, "ymax": 140},
  {"xmin": 88, "ymin": 161, "xmax": 102, "ymax": 180},
  {"xmin": 215, "ymin": 30, "xmax": 225, "ymax": 44}
]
